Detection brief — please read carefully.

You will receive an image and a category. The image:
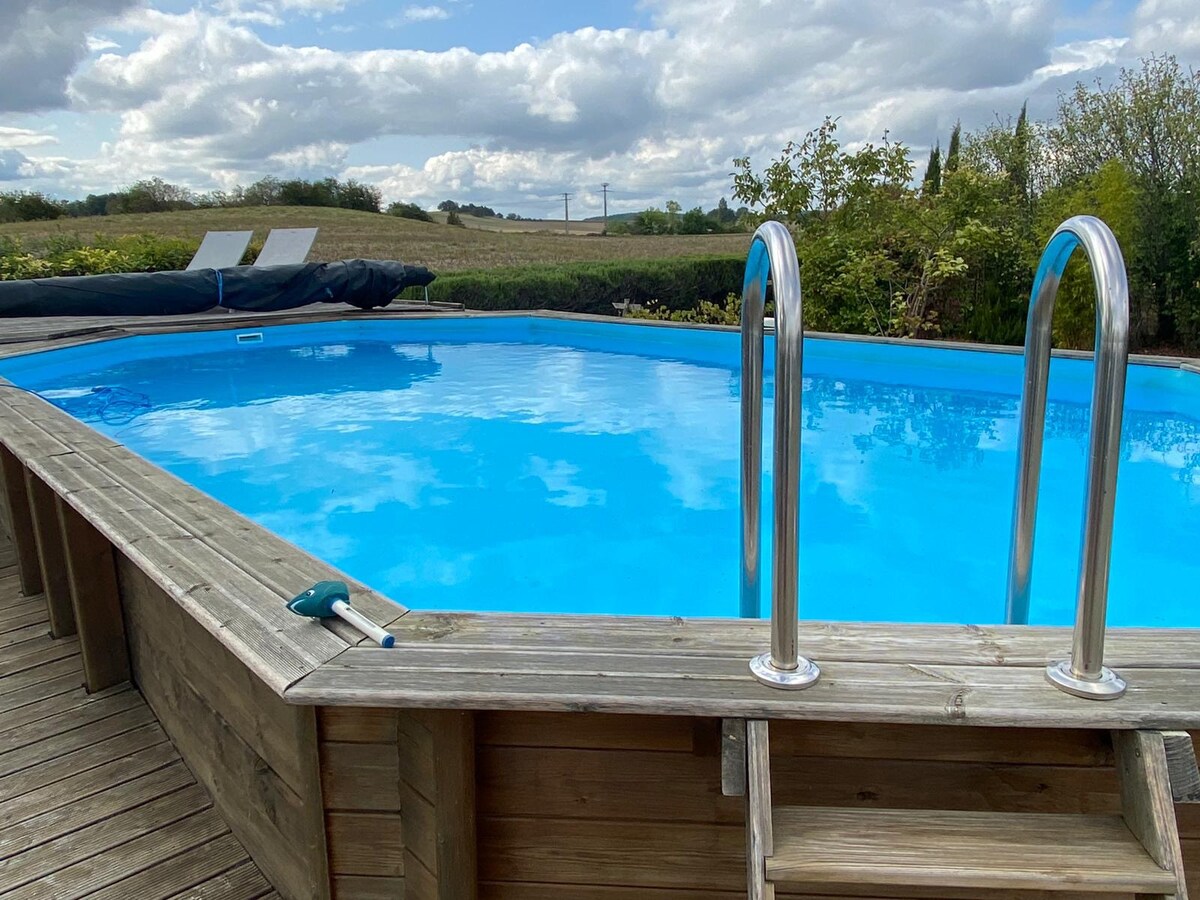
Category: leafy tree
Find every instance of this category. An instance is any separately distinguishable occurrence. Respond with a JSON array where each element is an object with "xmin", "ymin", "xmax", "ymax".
[
  {"xmin": 121, "ymin": 178, "xmax": 196, "ymax": 213},
  {"xmin": 243, "ymin": 177, "xmax": 283, "ymax": 206},
  {"xmin": 0, "ymin": 191, "xmax": 66, "ymax": 222},
  {"xmin": 710, "ymin": 197, "xmax": 737, "ymax": 225},
  {"xmin": 678, "ymin": 206, "xmax": 712, "ymax": 234},
  {"xmin": 1046, "ymin": 55, "xmax": 1200, "ymax": 346}
]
